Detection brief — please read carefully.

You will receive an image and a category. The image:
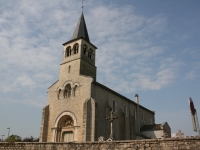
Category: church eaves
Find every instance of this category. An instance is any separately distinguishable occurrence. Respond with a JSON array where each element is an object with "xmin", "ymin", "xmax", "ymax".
[{"xmin": 71, "ymin": 13, "xmax": 90, "ymax": 42}]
